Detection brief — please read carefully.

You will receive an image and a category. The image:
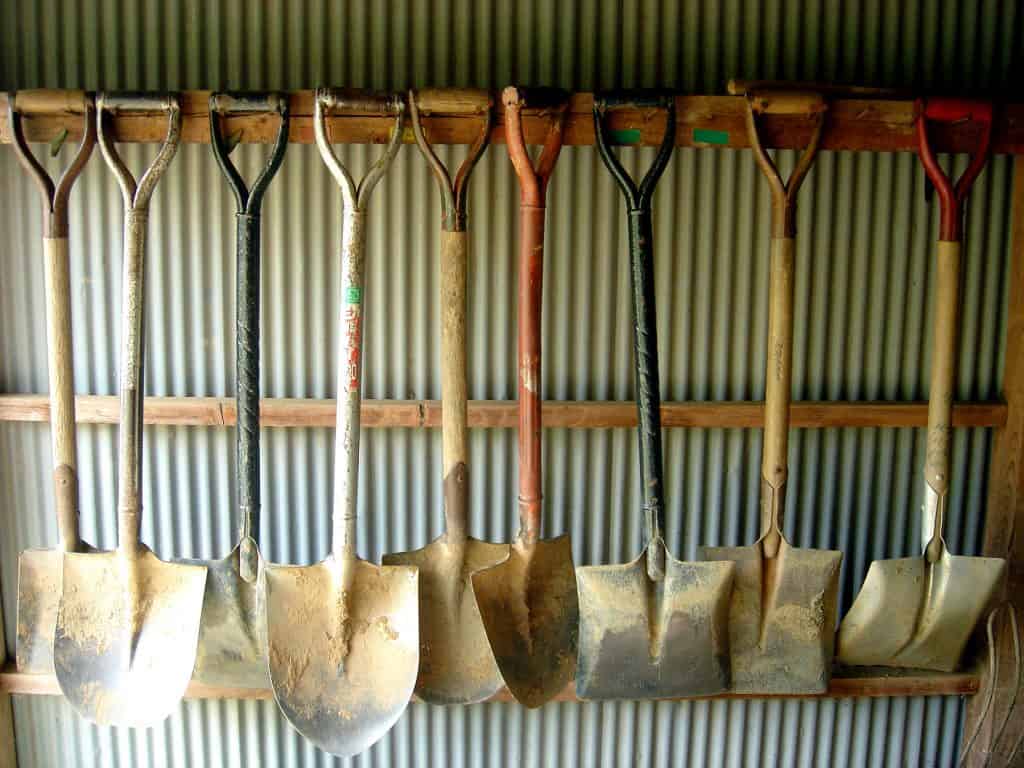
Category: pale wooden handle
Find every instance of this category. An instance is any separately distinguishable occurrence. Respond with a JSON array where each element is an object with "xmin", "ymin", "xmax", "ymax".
[
  {"xmin": 748, "ymin": 91, "xmax": 826, "ymax": 116},
  {"xmin": 415, "ymin": 88, "xmax": 491, "ymax": 115},
  {"xmin": 924, "ymin": 241, "xmax": 961, "ymax": 498},
  {"xmin": 440, "ymin": 230, "xmax": 469, "ymax": 540},
  {"xmin": 14, "ymin": 89, "xmax": 90, "ymax": 115},
  {"xmin": 44, "ymin": 237, "xmax": 81, "ymax": 550},
  {"xmin": 761, "ymin": 237, "xmax": 795, "ymax": 493}
]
